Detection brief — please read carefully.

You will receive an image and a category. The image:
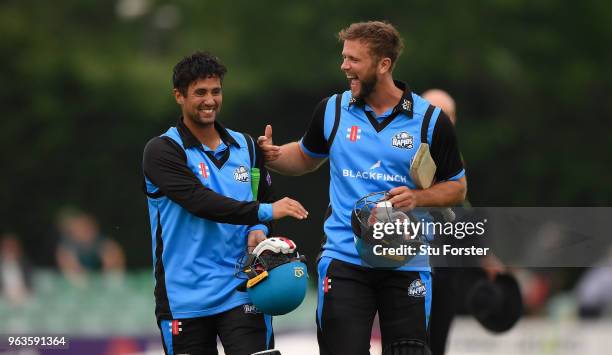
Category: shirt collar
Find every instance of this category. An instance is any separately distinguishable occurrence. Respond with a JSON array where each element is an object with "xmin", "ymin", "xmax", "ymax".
[
  {"xmin": 176, "ymin": 117, "xmax": 239, "ymax": 149},
  {"xmin": 348, "ymin": 80, "xmax": 414, "ymax": 118}
]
